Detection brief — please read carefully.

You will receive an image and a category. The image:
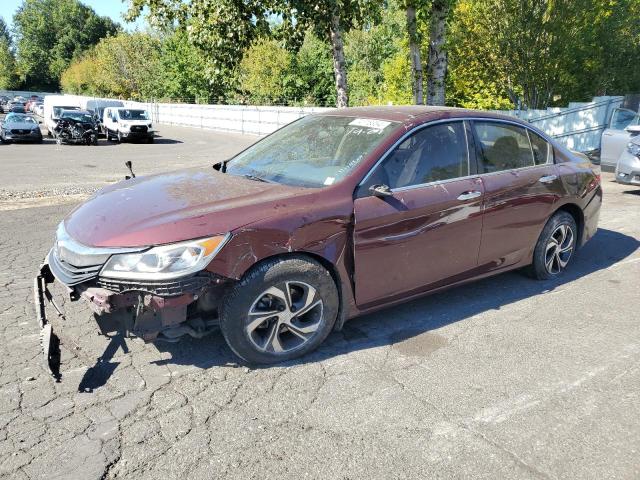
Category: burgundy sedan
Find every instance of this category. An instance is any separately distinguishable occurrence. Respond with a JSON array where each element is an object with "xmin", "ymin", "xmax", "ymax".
[{"xmin": 35, "ymin": 106, "xmax": 601, "ymax": 372}]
